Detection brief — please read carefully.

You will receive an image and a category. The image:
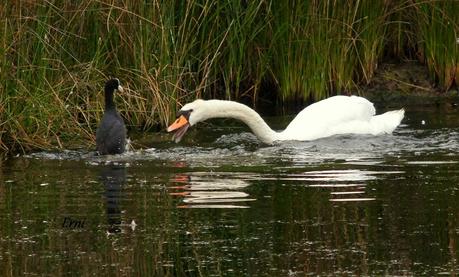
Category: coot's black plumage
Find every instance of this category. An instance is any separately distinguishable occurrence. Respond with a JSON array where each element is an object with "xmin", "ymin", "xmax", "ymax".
[{"xmin": 96, "ymin": 78, "xmax": 126, "ymax": 155}]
